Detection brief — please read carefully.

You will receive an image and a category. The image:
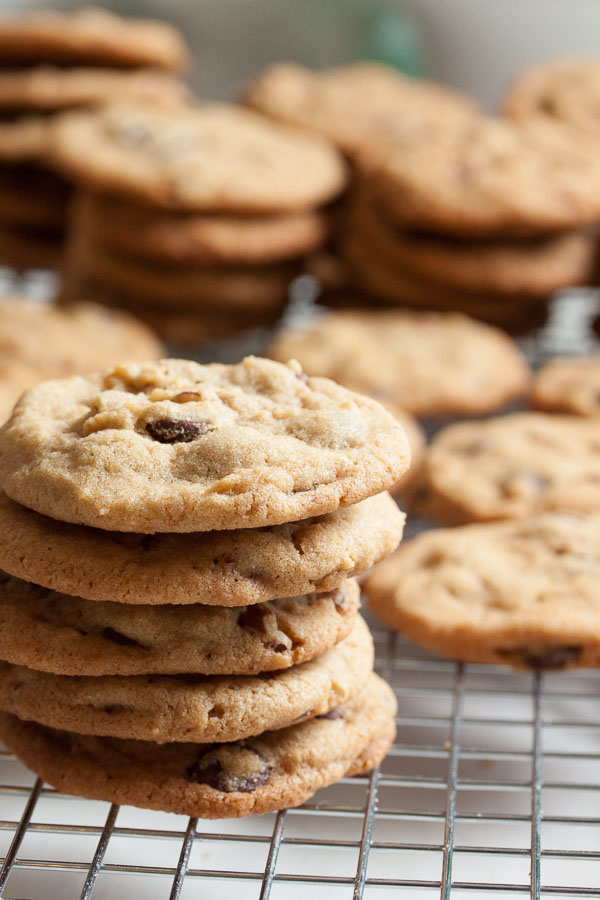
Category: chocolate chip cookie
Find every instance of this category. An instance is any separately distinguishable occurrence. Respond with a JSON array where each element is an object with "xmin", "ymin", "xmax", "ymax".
[
  {"xmin": 269, "ymin": 309, "xmax": 530, "ymax": 418},
  {"xmin": 0, "ymin": 616, "xmax": 373, "ymax": 743},
  {"xmin": 365, "ymin": 513, "xmax": 600, "ymax": 670},
  {"xmin": 0, "ymin": 490, "xmax": 403, "ymax": 605},
  {"xmin": 0, "ymin": 673, "xmax": 396, "ymax": 818},
  {"xmin": 532, "ymin": 358, "xmax": 600, "ymax": 417},
  {"xmin": 408, "ymin": 412, "xmax": 600, "ymax": 524},
  {"xmin": 0, "ymin": 357, "xmax": 409, "ymax": 532},
  {"xmin": 50, "ymin": 103, "xmax": 347, "ymax": 213}
]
